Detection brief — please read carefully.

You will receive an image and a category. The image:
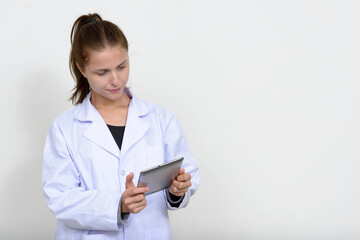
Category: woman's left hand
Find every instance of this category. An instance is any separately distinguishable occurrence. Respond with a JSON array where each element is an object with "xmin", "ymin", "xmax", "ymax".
[{"xmin": 169, "ymin": 168, "xmax": 192, "ymax": 197}]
